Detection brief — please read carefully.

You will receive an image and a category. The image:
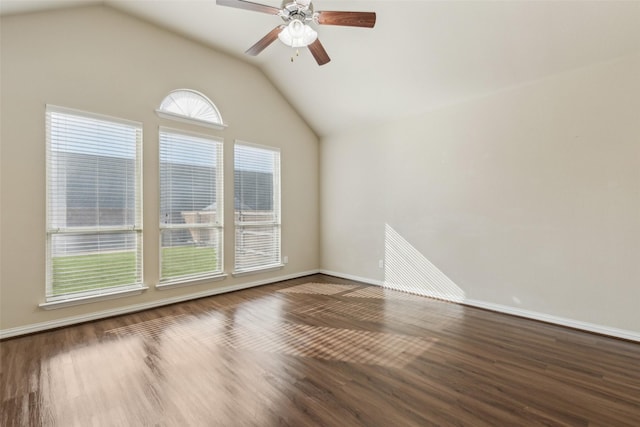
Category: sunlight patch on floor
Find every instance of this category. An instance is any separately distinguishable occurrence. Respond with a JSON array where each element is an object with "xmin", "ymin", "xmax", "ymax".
[{"xmin": 278, "ymin": 282, "xmax": 359, "ymax": 295}]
